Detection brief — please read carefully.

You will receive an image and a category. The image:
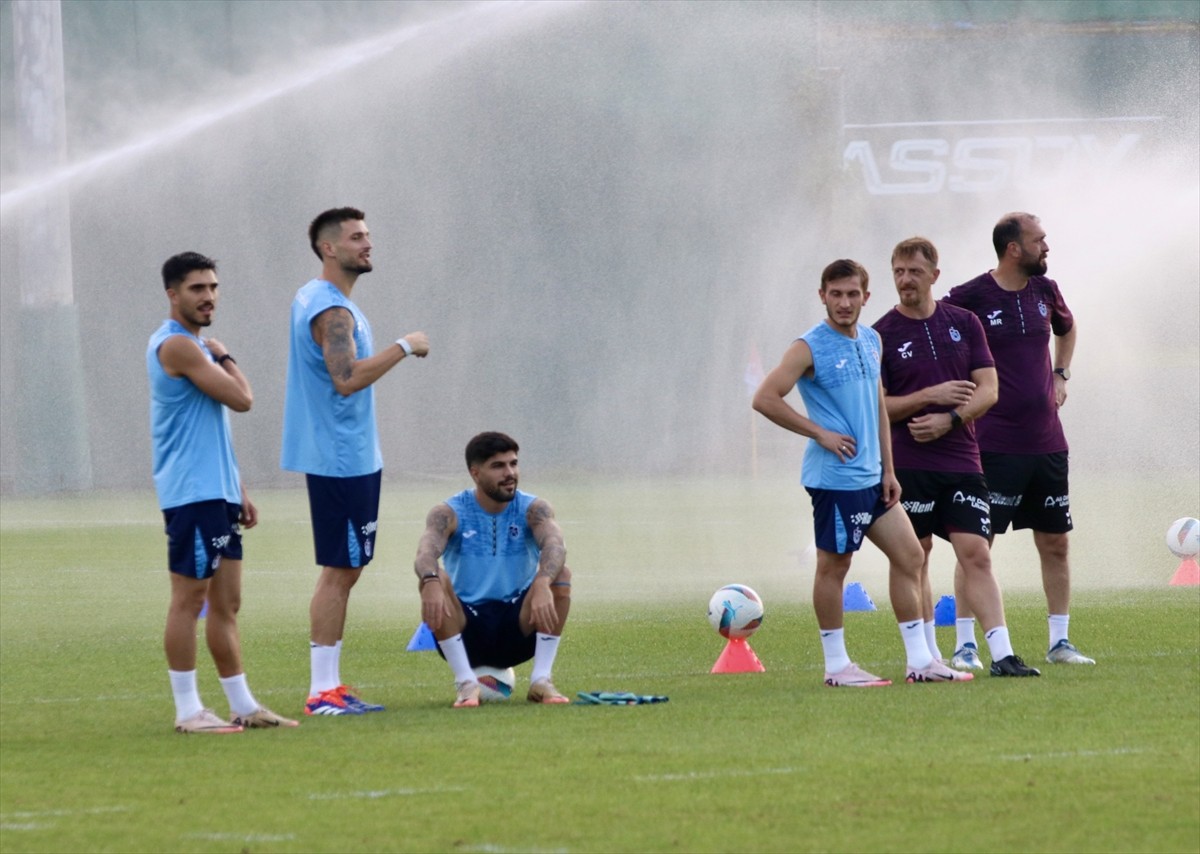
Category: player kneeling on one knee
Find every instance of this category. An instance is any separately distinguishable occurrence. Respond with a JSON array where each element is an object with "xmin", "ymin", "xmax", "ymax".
[{"xmin": 414, "ymin": 432, "xmax": 572, "ymax": 708}]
